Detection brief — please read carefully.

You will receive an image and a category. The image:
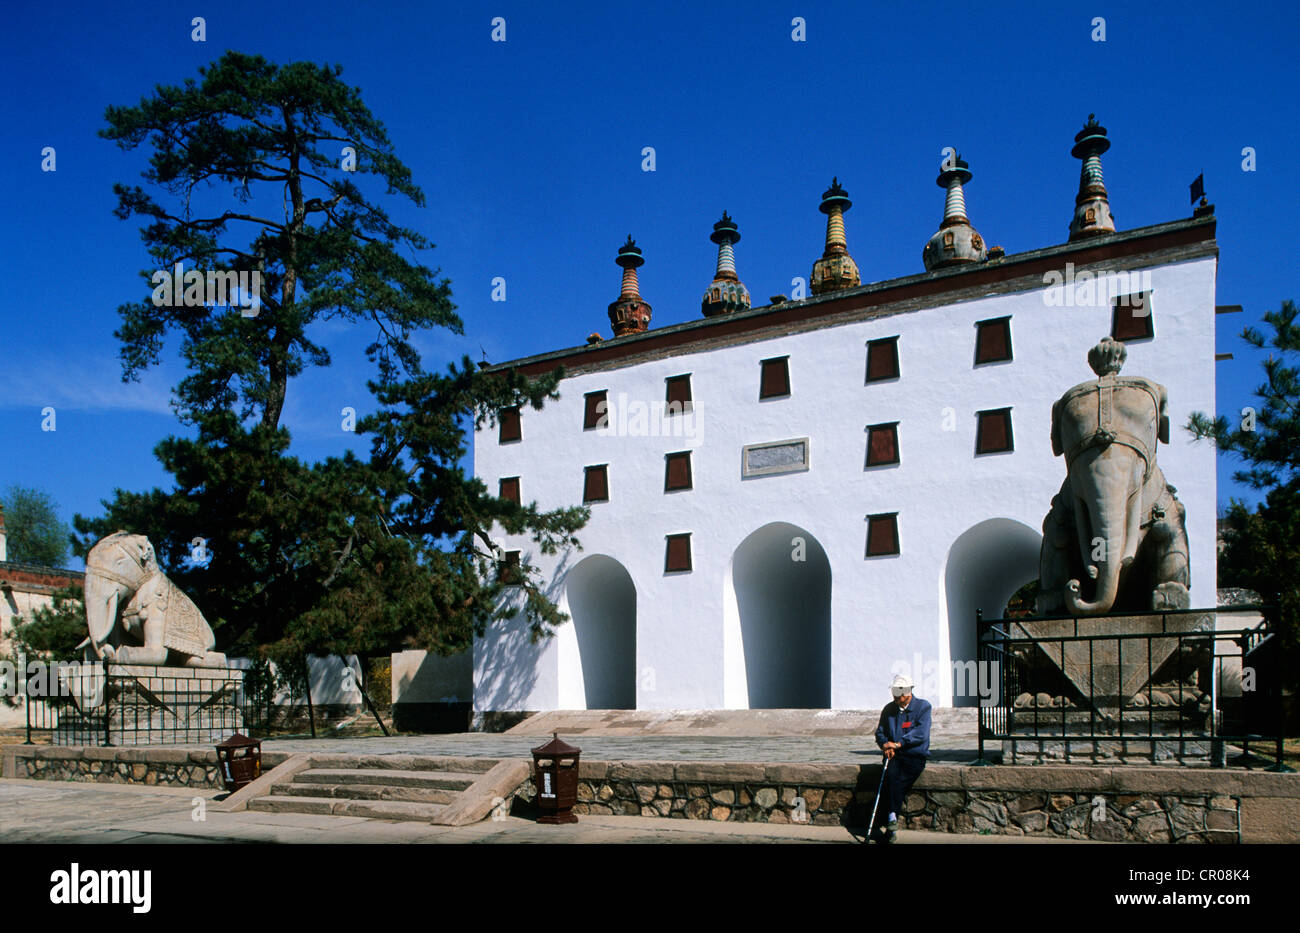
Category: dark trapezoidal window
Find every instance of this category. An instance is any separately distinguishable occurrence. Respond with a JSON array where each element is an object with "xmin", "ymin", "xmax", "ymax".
[
  {"xmin": 866, "ymin": 513, "xmax": 900, "ymax": 557},
  {"xmin": 664, "ymin": 451, "xmax": 693, "ymax": 491},
  {"xmin": 583, "ymin": 390, "xmax": 608, "ymax": 430},
  {"xmin": 498, "ymin": 406, "xmax": 521, "ymax": 443},
  {"xmin": 1112, "ymin": 292, "xmax": 1154, "ymax": 342},
  {"xmin": 498, "ymin": 550, "xmax": 522, "ymax": 584},
  {"xmin": 975, "ymin": 317, "xmax": 1012, "ymax": 364},
  {"xmin": 866, "ymin": 423, "xmax": 900, "ymax": 467},
  {"xmin": 759, "ymin": 357, "xmax": 790, "ymax": 399},
  {"xmin": 583, "ymin": 464, "xmax": 609, "ymax": 503},
  {"xmin": 665, "ymin": 533, "xmax": 692, "ymax": 572},
  {"xmin": 866, "ymin": 337, "xmax": 900, "ymax": 383},
  {"xmin": 976, "ymin": 408, "xmax": 1014, "ymax": 454},
  {"xmin": 665, "ymin": 374, "xmax": 693, "ymax": 414}
]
